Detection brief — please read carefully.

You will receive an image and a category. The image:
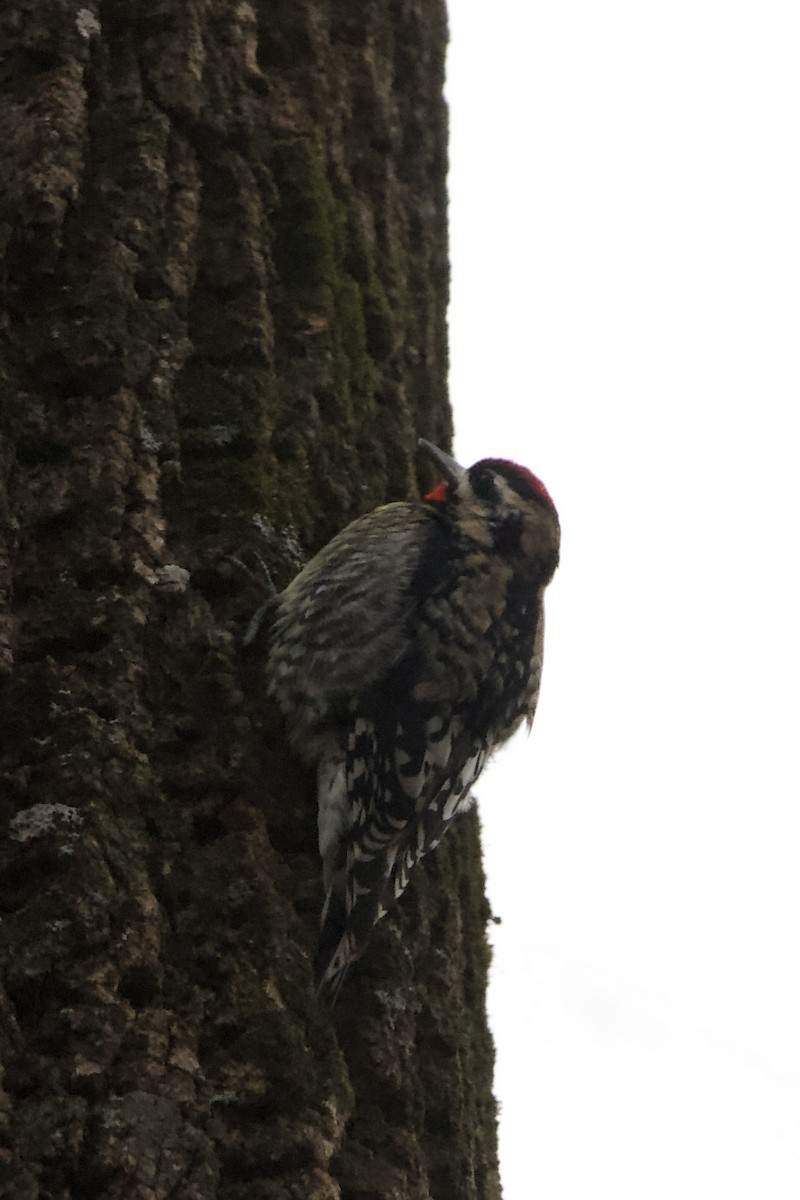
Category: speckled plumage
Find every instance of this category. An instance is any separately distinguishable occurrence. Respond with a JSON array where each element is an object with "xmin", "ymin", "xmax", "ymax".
[{"xmin": 267, "ymin": 441, "xmax": 560, "ymax": 998}]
